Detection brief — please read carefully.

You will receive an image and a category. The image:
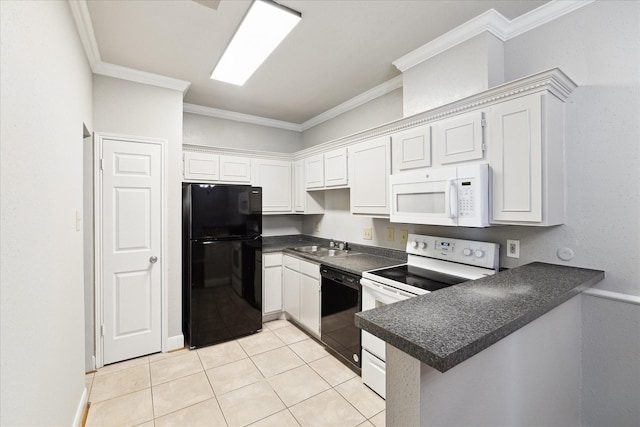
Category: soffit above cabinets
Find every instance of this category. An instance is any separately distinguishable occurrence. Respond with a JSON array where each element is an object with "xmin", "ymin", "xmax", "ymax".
[{"xmin": 83, "ymin": 0, "xmax": 546, "ymax": 124}]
